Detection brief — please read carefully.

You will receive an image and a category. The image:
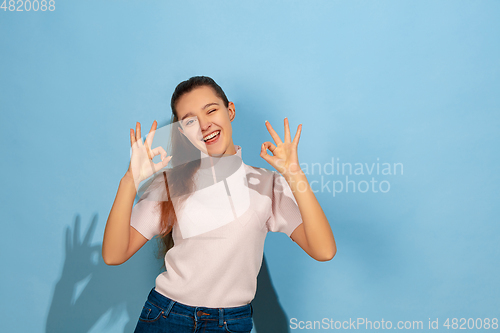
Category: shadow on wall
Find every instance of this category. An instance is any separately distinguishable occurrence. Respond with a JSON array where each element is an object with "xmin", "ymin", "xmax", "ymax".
[
  {"xmin": 253, "ymin": 255, "xmax": 289, "ymax": 333},
  {"xmin": 45, "ymin": 214, "xmax": 291, "ymax": 333},
  {"xmin": 45, "ymin": 214, "xmax": 161, "ymax": 333}
]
